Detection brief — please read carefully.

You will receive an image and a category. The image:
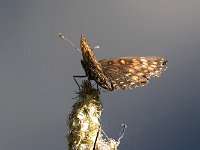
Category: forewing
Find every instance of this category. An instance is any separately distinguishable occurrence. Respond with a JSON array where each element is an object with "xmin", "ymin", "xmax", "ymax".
[{"xmin": 99, "ymin": 56, "xmax": 167, "ymax": 90}]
